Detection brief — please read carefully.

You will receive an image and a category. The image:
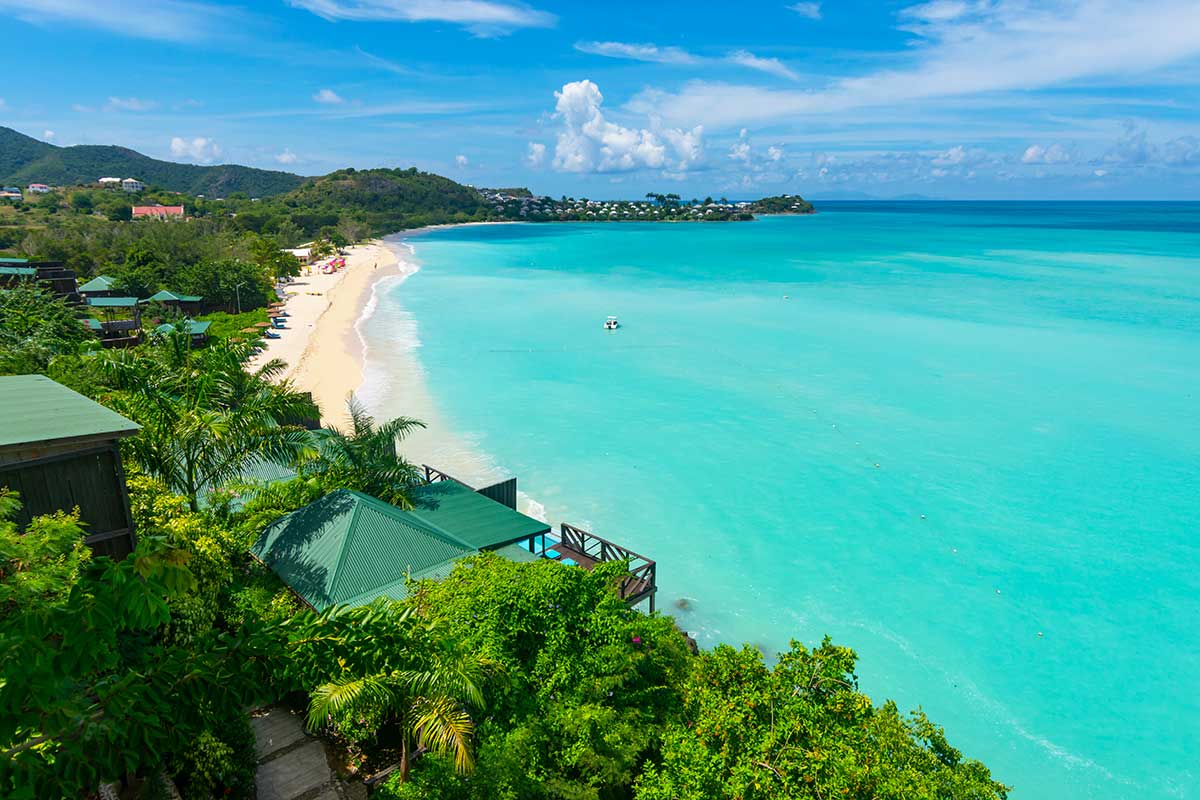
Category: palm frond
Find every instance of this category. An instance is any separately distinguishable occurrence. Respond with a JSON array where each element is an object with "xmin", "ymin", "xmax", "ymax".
[
  {"xmin": 410, "ymin": 695, "xmax": 476, "ymax": 774},
  {"xmin": 307, "ymin": 674, "xmax": 396, "ymax": 732}
]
